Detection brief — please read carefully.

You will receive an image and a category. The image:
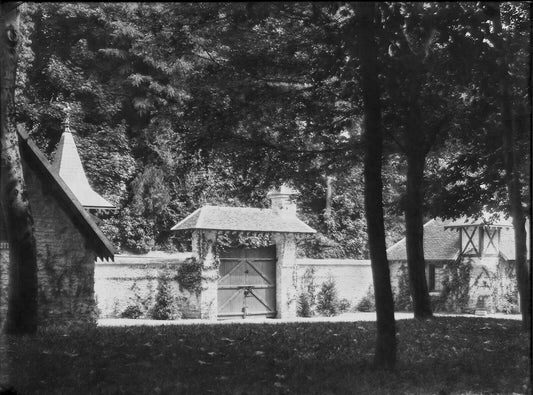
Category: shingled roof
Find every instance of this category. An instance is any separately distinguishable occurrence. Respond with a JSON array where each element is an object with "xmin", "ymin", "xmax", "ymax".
[
  {"xmin": 171, "ymin": 205, "xmax": 316, "ymax": 234},
  {"xmin": 52, "ymin": 127, "xmax": 115, "ymax": 210},
  {"xmin": 17, "ymin": 125, "xmax": 114, "ymax": 260},
  {"xmin": 387, "ymin": 218, "xmax": 461, "ymax": 261},
  {"xmin": 387, "ymin": 217, "xmax": 529, "ymax": 261}
]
